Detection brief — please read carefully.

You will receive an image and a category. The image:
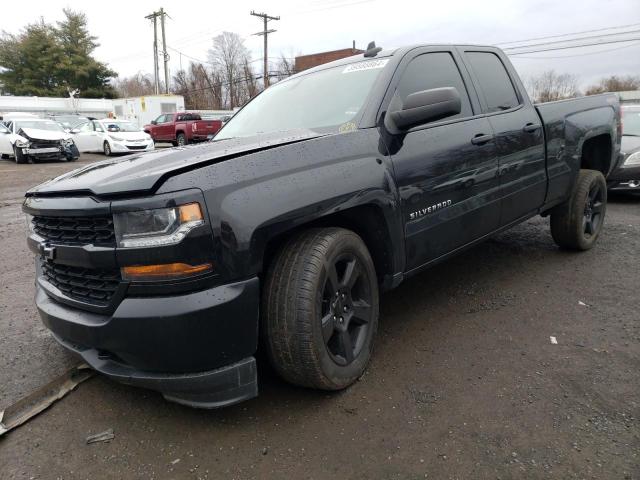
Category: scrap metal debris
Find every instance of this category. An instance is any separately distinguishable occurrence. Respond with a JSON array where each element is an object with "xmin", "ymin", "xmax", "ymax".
[
  {"xmin": 0, "ymin": 364, "xmax": 94, "ymax": 437},
  {"xmin": 86, "ymin": 428, "xmax": 115, "ymax": 444},
  {"xmin": 550, "ymin": 336, "xmax": 558, "ymax": 345}
]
